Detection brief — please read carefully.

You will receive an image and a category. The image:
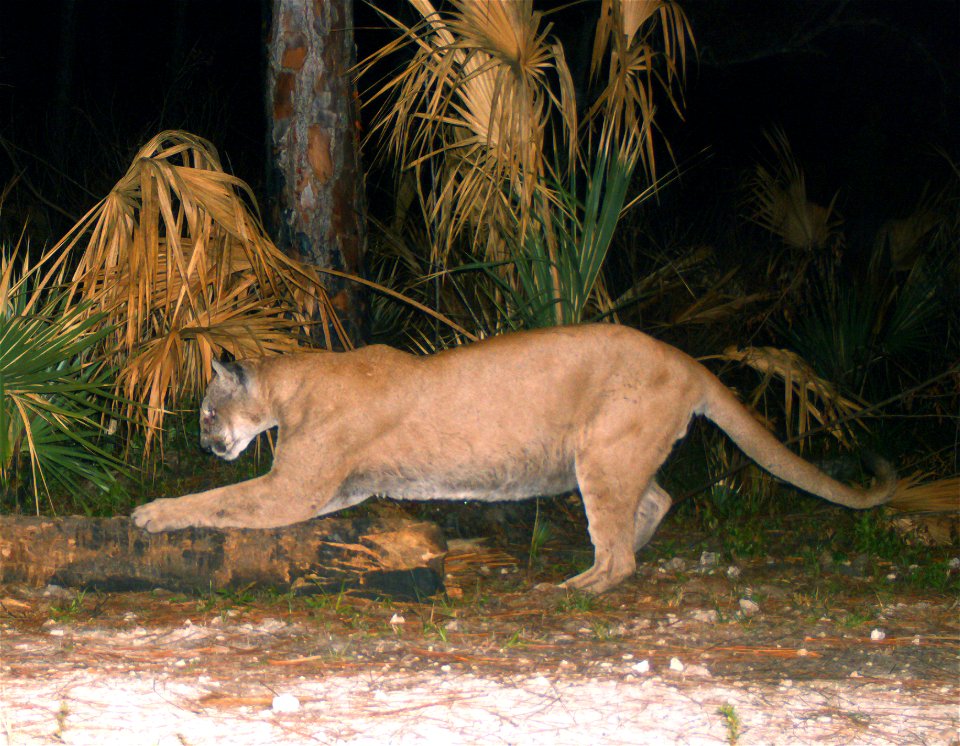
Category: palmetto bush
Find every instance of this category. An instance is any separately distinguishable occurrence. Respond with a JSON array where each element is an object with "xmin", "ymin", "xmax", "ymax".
[
  {"xmin": 0, "ymin": 252, "xmax": 125, "ymax": 512},
  {"xmin": 739, "ymin": 140, "xmax": 959, "ymax": 516},
  {"xmin": 361, "ymin": 0, "xmax": 693, "ymax": 328},
  {"xmin": 41, "ymin": 131, "xmax": 349, "ymax": 452}
]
